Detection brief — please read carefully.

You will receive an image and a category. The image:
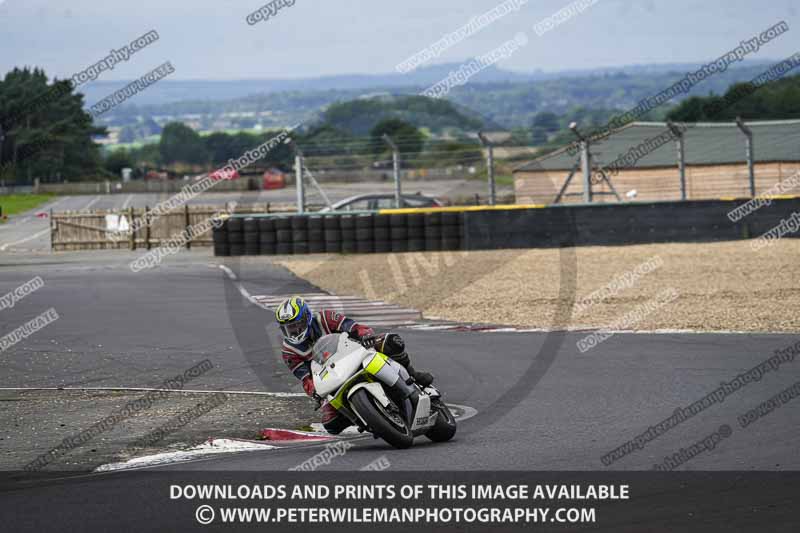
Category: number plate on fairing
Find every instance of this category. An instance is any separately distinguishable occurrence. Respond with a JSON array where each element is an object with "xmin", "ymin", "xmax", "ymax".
[{"xmin": 410, "ymin": 394, "xmax": 432, "ymax": 431}]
